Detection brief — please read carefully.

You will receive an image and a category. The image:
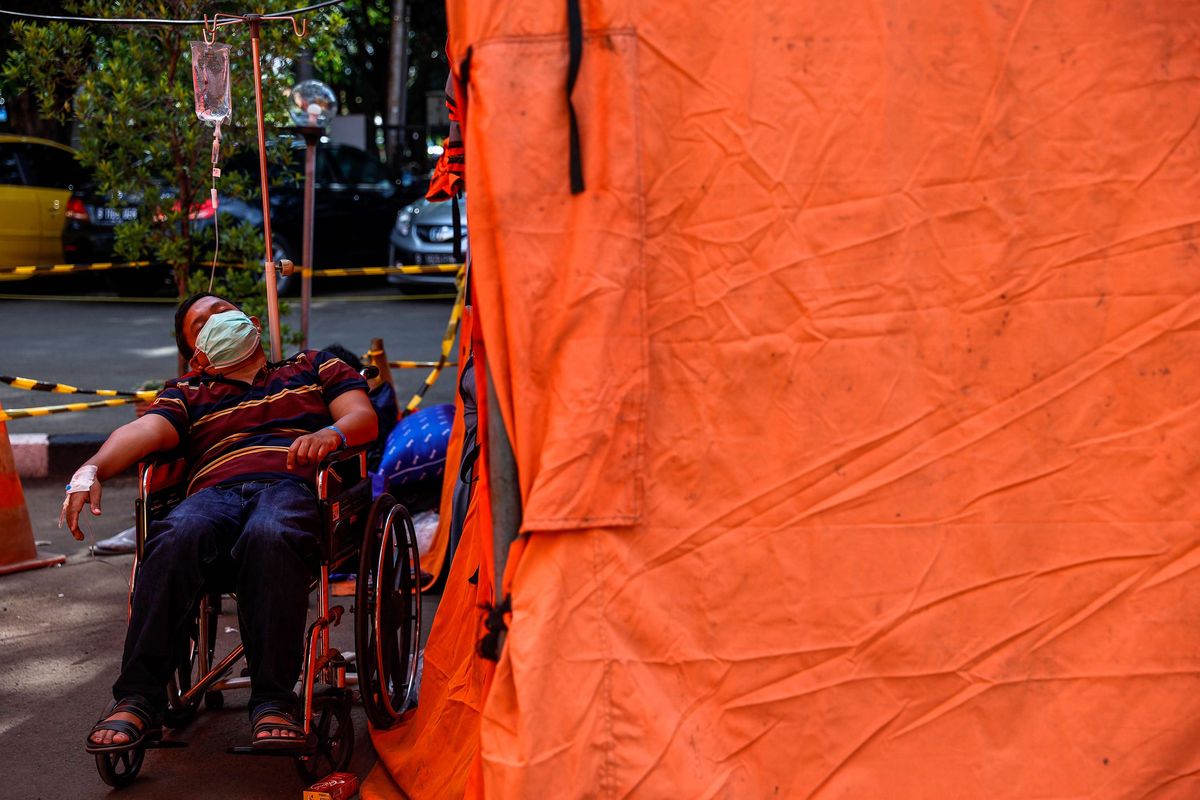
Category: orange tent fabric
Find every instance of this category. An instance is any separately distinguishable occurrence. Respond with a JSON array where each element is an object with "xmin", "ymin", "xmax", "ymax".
[
  {"xmin": 374, "ymin": 0, "xmax": 1200, "ymax": 796},
  {"xmin": 364, "ymin": 305, "xmax": 497, "ymax": 800}
]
